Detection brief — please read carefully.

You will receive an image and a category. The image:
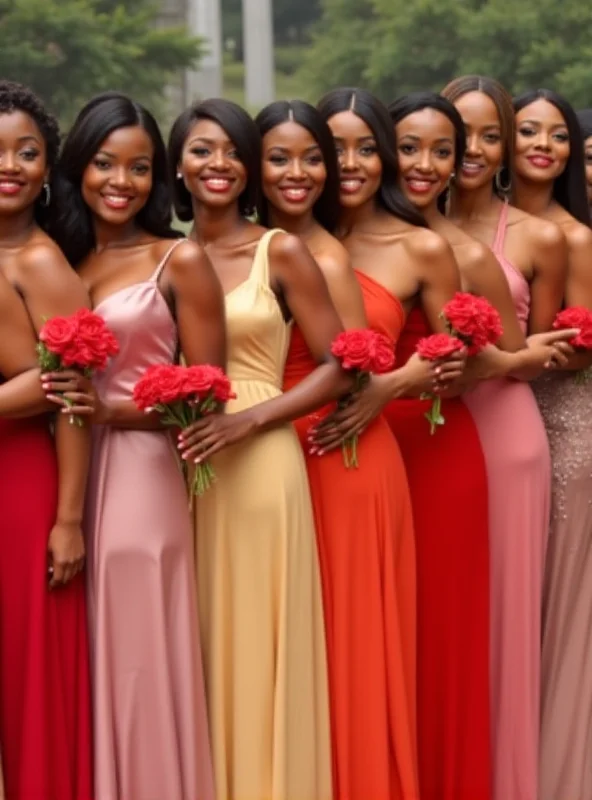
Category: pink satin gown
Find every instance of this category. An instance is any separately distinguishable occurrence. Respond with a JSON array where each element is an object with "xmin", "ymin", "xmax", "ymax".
[
  {"xmin": 463, "ymin": 203, "xmax": 551, "ymax": 800},
  {"xmin": 84, "ymin": 241, "xmax": 214, "ymax": 800}
]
